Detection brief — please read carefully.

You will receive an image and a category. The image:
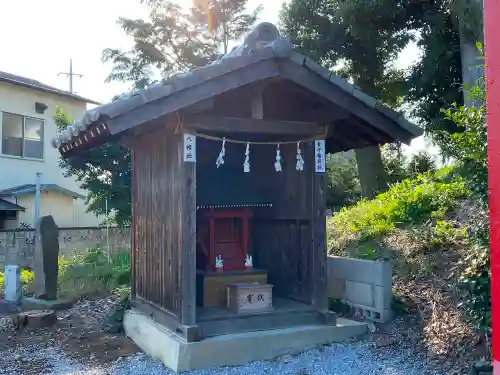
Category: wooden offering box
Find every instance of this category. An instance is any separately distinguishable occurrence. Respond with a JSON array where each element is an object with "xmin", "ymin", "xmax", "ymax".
[
  {"xmin": 227, "ymin": 283, "xmax": 273, "ymax": 314},
  {"xmin": 201, "ymin": 269, "xmax": 267, "ymax": 307}
]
